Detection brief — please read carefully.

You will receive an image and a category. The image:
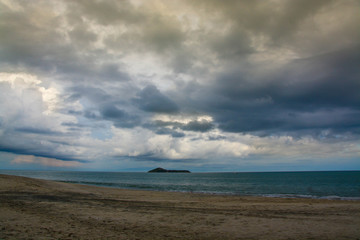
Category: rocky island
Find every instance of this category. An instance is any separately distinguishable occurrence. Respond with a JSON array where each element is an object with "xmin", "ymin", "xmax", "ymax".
[{"xmin": 148, "ymin": 167, "xmax": 191, "ymax": 173}]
